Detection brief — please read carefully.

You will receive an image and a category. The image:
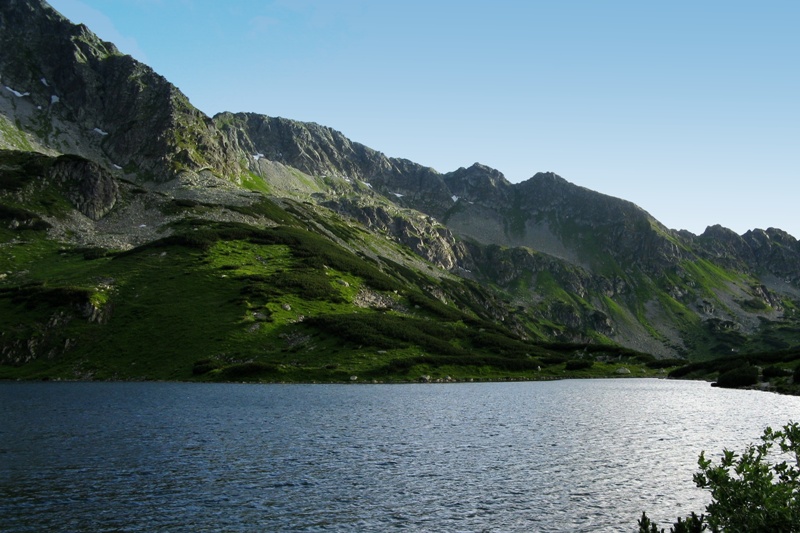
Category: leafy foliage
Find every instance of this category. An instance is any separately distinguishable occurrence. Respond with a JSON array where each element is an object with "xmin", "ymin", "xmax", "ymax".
[
  {"xmin": 406, "ymin": 292, "xmax": 465, "ymax": 321},
  {"xmin": 218, "ymin": 361, "xmax": 278, "ymax": 379},
  {"xmin": 240, "ymin": 270, "xmax": 344, "ymax": 303},
  {"xmin": 638, "ymin": 512, "xmax": 706, "ymax": 533},
  {"xmin": 646, "ymin": 358, "xmax": 688, "ymax": 369},
  {"xmin": 565, "ymin": 359, "xmax": 593, "ymax": 370},
  {"xmin": 762, "ymin": 366, "xmax": 792, "ymax": 379},
  {"xmin": 225, "ymin": 198, "xmax": 299, "ymax": 225},
  {"xmin": 640, "ymin": 422, "xmax": 800, "ymax": 532},
  {"xmin": 715, "ymin": 365, "xmax": 758, "ymax": 388},
  {"xmin": 304, "ymin": 313, "xmax": 465, "ymax": 354},
  {"xmin": 1, "ymin": 284, "xmax": 93, "ymax": 309},
  {"xmin": 192, "ymin": 358, "xmax": 222, "ymax": 375},
  {"xmin": 669, "ymin": 348, "xmax": 800, "ymax": 394}
]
